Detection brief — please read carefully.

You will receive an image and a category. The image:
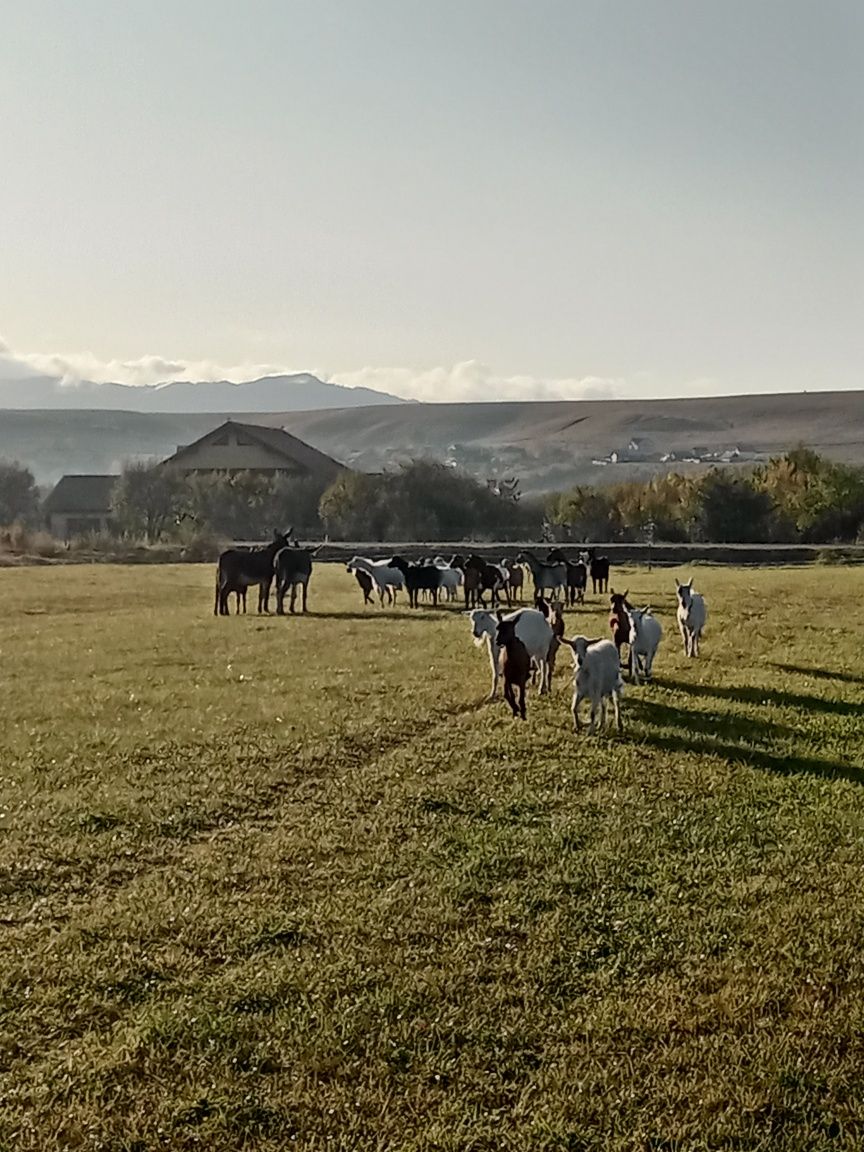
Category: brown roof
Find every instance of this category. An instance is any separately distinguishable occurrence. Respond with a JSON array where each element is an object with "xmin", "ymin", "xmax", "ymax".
[
  {"xmin": 43, "ymin": 475, "xmax": 117, "ymax": 514},
  {"xmin": 163, "ymin": 419, "xmax": 347, "ymax": 477}
]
